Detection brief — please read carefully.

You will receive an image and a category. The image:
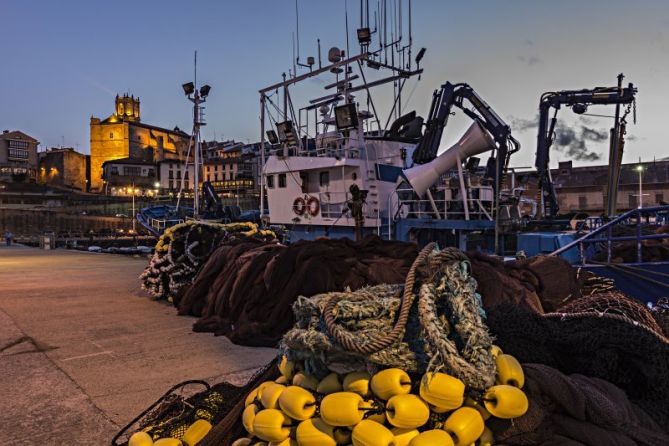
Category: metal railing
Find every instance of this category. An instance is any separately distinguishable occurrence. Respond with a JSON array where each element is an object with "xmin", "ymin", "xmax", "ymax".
[{"xmin": 550, "ymin": 205, "xmax": 669, "ymax": 264}]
